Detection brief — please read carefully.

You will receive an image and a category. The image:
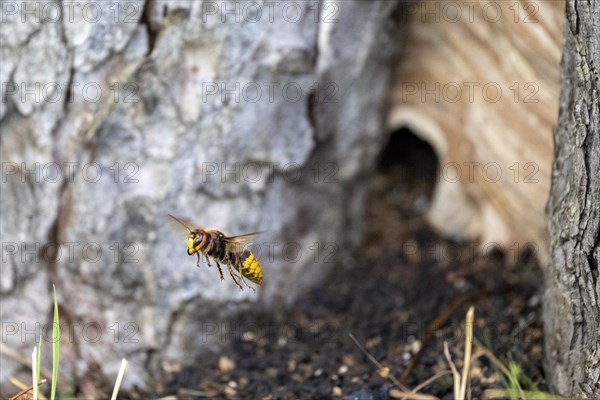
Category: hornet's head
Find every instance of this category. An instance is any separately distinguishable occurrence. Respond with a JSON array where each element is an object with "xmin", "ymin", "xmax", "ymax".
[
  {"xmin": 187, "ymin": 229, "xmax": 203, "ymax": 255},
  {"xmin": 168, "ymin": 214, "xmax": 204, "ymax": 256}
]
